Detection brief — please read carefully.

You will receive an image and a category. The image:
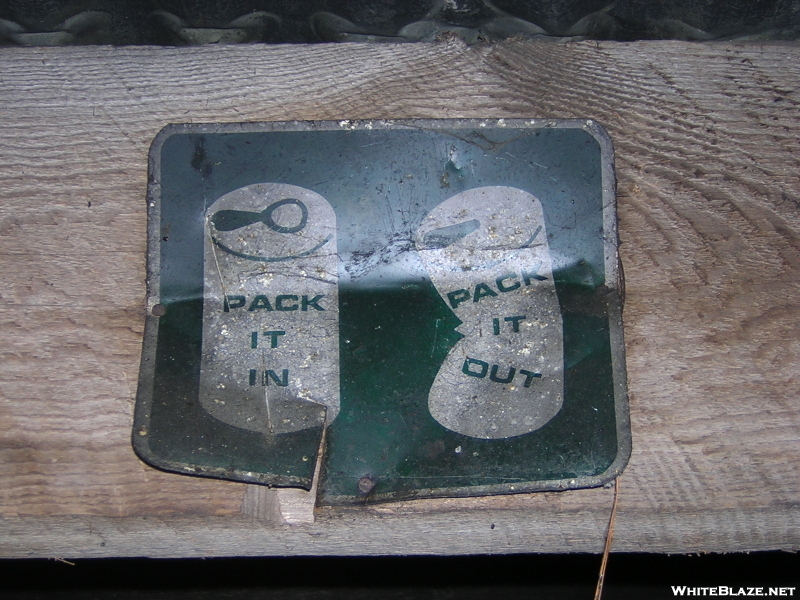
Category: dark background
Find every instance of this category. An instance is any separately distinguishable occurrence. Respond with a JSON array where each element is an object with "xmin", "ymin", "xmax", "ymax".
[
  {"xmin": 1, "ymin": 0, "xmax": 798, "ymax": 44},
  {"xmin": 1, "ymin": 553, "xmax": 799, "ymax": 600}
]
